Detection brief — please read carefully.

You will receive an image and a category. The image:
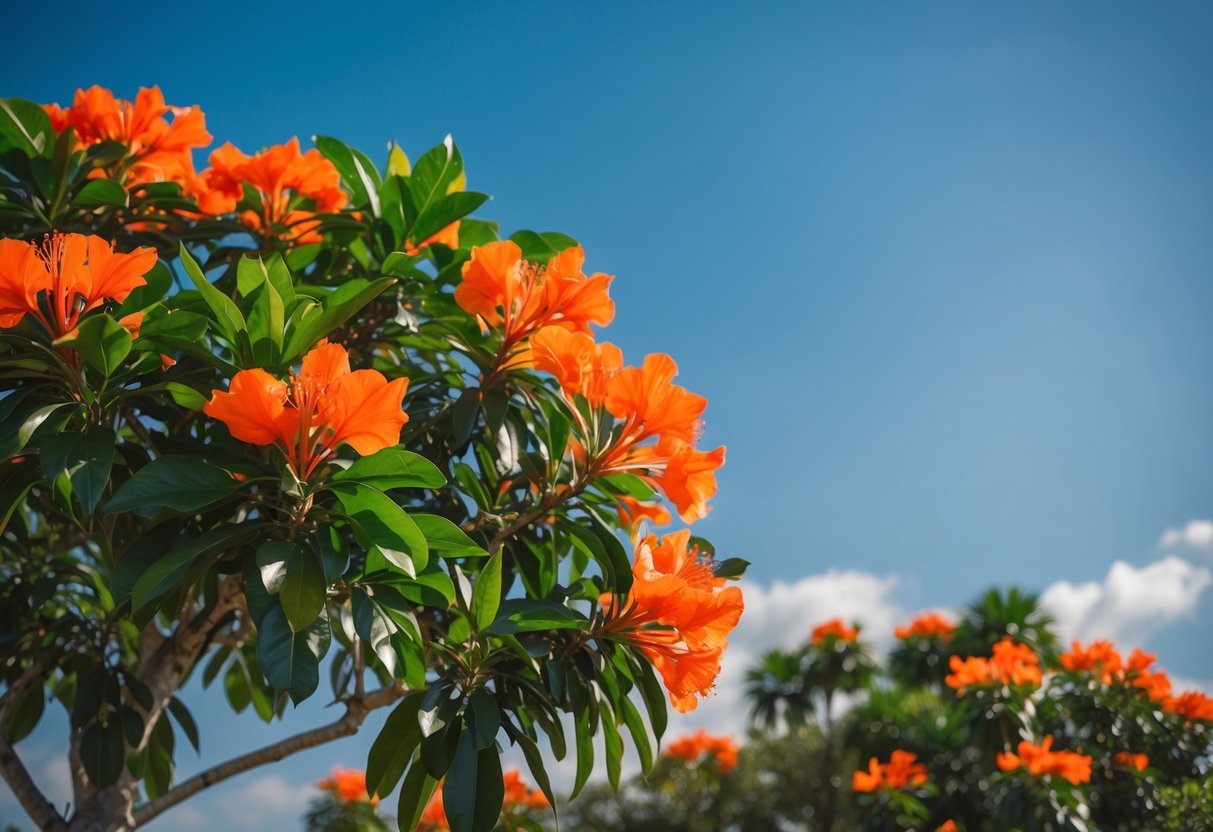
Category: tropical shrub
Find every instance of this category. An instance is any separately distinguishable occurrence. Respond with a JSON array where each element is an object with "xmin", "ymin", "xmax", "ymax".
[{"xmin": 0, "ymin": 85, "xmax": 744, "ymax": 832}]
